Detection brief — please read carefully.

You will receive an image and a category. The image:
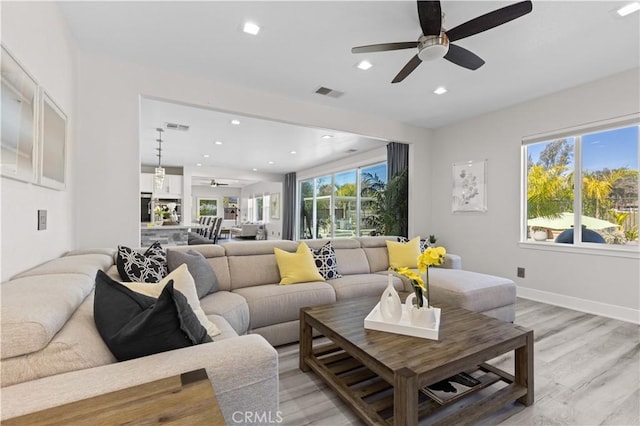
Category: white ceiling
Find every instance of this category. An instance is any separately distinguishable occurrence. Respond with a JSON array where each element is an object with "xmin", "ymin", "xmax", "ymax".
[
  {"xmin": 58, "ymin": 1, "xmax": 640, "ymax": 180},
  {"xmin": 140, "ymin": 97, "xmax": 387, "ymax": 174}
]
